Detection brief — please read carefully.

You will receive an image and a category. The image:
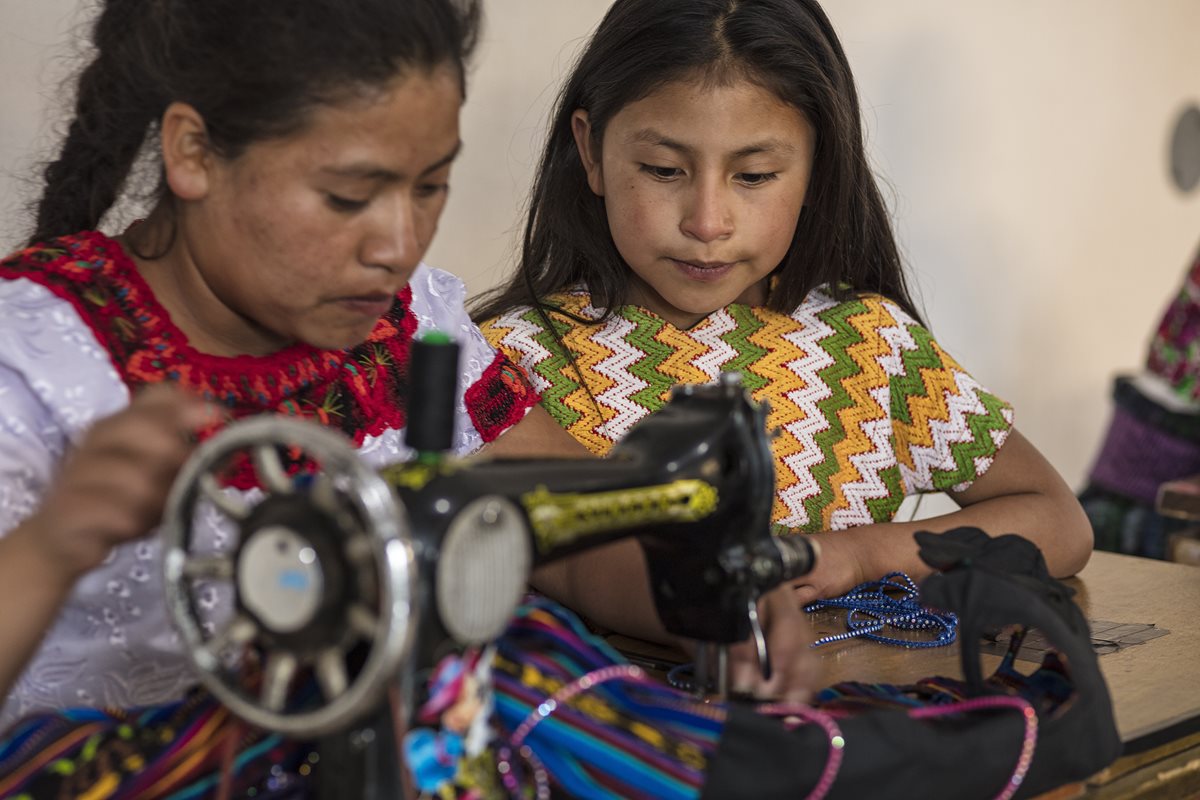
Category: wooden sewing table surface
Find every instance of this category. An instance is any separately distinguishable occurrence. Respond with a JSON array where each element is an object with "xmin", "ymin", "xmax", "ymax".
[{"xmin": 610, "ymin": 551, "xmax": 1200, "ymax": 798}]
